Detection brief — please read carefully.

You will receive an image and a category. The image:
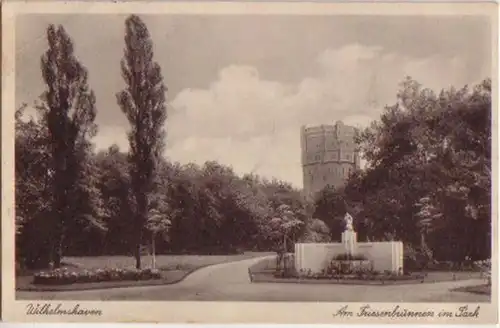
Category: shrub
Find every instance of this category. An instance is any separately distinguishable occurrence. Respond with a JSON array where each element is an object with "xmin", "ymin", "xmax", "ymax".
[
  {"xmin": 403, "ymin": 244, "xmax": 433, "ymax": 273},
  {"xmin": 474, "ymin": 259, "xmax": 491, "ymax": 285},
  {"xmin": 33, "ymin": 267, "xmax": 162, "ymax": 285}
]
